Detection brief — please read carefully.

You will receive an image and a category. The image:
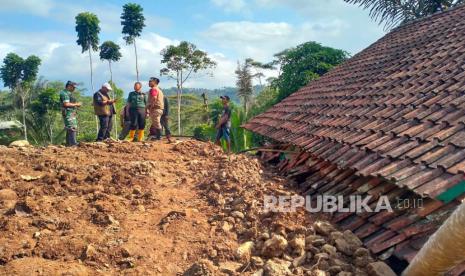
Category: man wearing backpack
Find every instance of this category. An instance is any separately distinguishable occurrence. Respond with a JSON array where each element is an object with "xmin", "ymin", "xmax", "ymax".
[
  {"xmin": 147, "ymin": 77, "xmax": 164, "ymax": 140},
  {"xmin": 93, "ymin": 83, "xmax": 117, "ymax": 141}
]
